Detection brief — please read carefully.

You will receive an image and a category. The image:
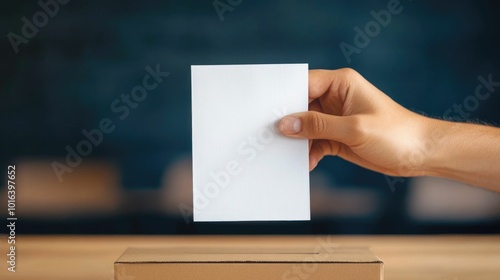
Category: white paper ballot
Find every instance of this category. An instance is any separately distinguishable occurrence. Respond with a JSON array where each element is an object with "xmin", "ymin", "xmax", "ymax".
[{"xmin": 191, "ymin": 64, "xmax": 310, "ymax": 222}]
